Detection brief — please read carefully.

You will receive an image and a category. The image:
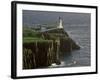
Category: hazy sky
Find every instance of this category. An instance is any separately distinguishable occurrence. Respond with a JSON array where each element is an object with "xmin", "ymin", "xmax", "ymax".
[{"xmin": 23, "ymin": 10, "xmax": 91, "ymax": 27}]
